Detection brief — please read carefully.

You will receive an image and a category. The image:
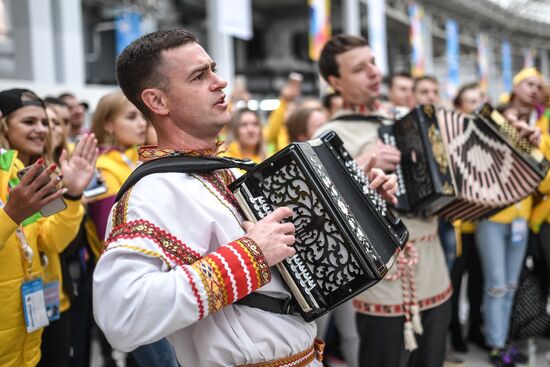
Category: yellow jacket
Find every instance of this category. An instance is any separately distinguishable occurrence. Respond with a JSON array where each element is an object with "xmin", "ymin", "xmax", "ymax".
[
  {"xmin": 87, "ymin": 147, "xmax": 138, "ymax": 257},
  {"xmin": 489, "ymin": 197, "xmax": 532, "ymax": 224},
  {"xmin": 530, "ymin": 111, "xmax": 550, "ymax": 232},
  {"xmin": 223, "ymin": 141, "xmax": 264, "ymax": 164},
  {"xmin": 264, "ymin": 99, "xmax": 290, "ymax": 155},
  {"xmin": 0, "ymin": 150, "xmax": 83, "ymax": 367}
]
